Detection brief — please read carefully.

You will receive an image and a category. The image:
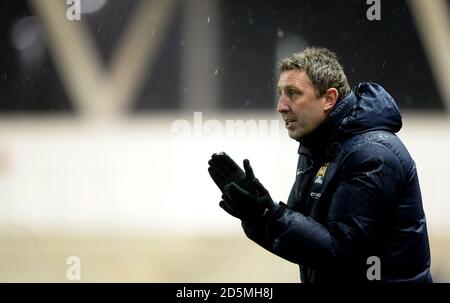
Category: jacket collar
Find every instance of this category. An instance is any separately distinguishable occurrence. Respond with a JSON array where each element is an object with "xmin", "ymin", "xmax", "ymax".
[{"xmin": 298, "ymin": 91, "xmax": 357, "ymax": 158}]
